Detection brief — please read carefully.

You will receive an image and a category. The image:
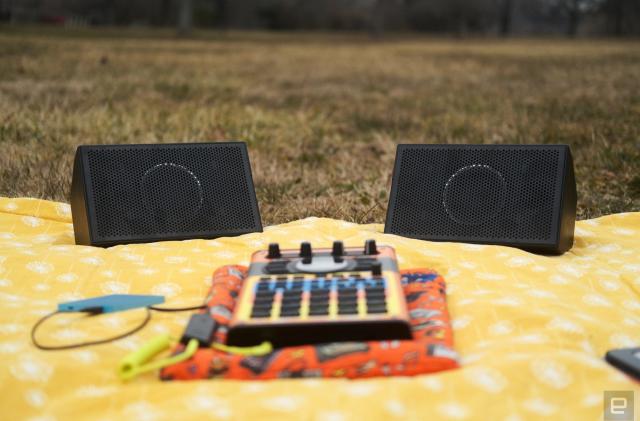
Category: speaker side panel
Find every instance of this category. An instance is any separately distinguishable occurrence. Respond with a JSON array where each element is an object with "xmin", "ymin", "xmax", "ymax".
[
  {"xmin": 238, "ymin": 142, "xmax": 263, "ymax": 234},
  {"xmin": 557, "ymin": 147, "xmax": 577, "ymax": 254},
  {"xmin": 384, "ymin": 145, "xmax": 406, "ymax": 235},
  {"xmin": 70, "ymin": 147, "xmax": 91, "ymax": 246}
]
